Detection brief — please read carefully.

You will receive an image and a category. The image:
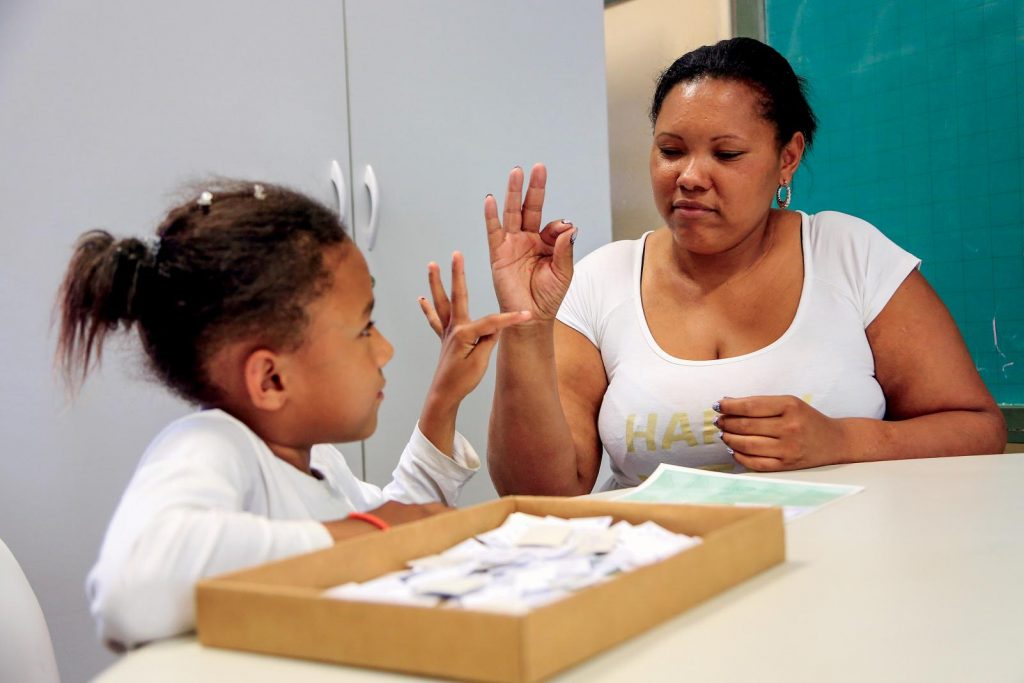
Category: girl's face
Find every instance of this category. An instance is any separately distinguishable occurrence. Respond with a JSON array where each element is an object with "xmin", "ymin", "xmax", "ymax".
[
  {"xmin": 649, "ymin": 78, "xmax": 803, "ymax": 254},
  {"xmin": 287, "ymin": 243, "xmax": 394, "ymax": 443}
]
